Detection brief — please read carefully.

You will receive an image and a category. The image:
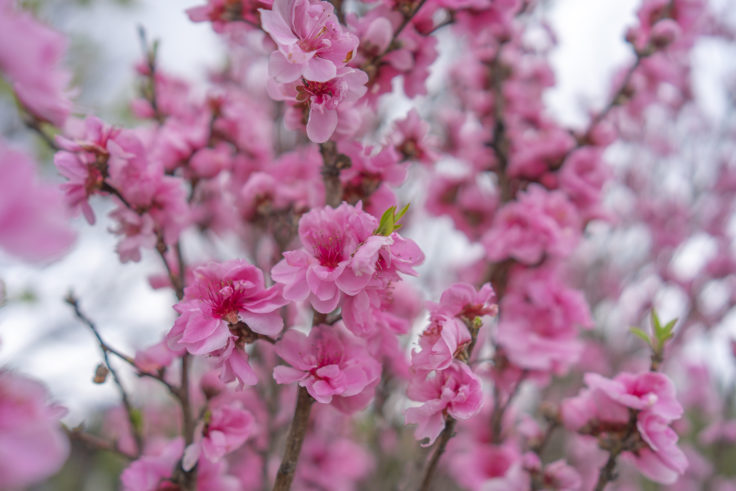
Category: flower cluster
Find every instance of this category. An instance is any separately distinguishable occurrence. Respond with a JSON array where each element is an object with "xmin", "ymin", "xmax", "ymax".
[
  {"xmin": 405, "ymin": 283, "xmax": 497, "ymax": 445},
  {"xmin": 561, "ymin": 372, "xmax": 687, "ymax": 484},
  {"xmin": 261, "ymin": 0, "xmax": 366, "ymax": 142}
]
